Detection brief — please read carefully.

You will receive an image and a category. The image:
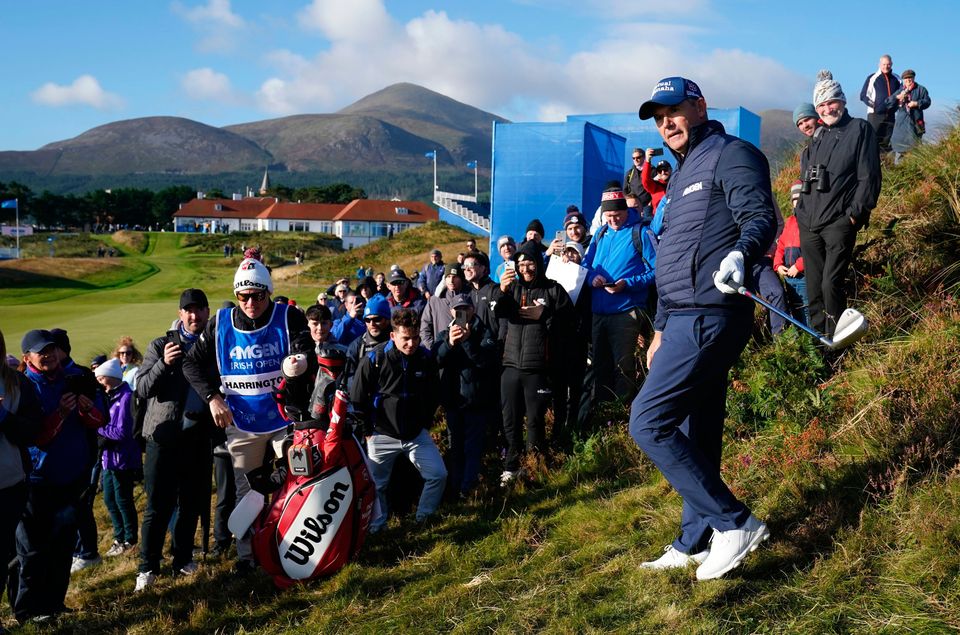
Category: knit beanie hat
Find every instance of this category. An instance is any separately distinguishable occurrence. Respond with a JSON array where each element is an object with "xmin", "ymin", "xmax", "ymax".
[
  {"xmin": 363, "ymin": 295, "xmax": 391, "ymax": 320},
  {"xmin": 813, "ymin": 70, "xmax": 846, "ymax": 108},
  {"xmin": 497, "ymin": 235, "xmax": 516, "ymax": 249},
  {"xmin": 600, "ymin": 187, "xmax": 628, "ymax": 212},
  {"xmin": 234, "ymin": 257, "xmax": 273, "ymax": 295},
  {"xmin": 525, "ymin": 218, "xmax": 545, "ymax": 238},
  {"xmin": 95, "ymin": 357, "xmax": 124, "ymax": 380},
  {"xmin": 793, "ymin": 102, "xmax": 818, "ymax": 126}
]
